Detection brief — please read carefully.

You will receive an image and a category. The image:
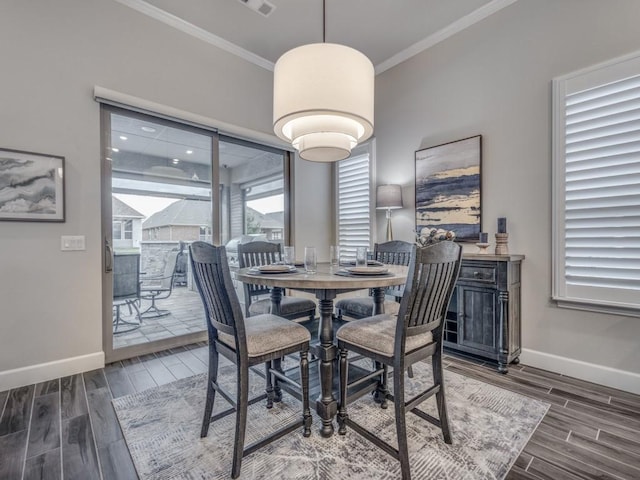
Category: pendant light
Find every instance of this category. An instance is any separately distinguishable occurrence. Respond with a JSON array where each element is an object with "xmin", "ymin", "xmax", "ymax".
[{"xmin": 273, "ymin": 0, "xmax": 374, "ymax": 162}]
